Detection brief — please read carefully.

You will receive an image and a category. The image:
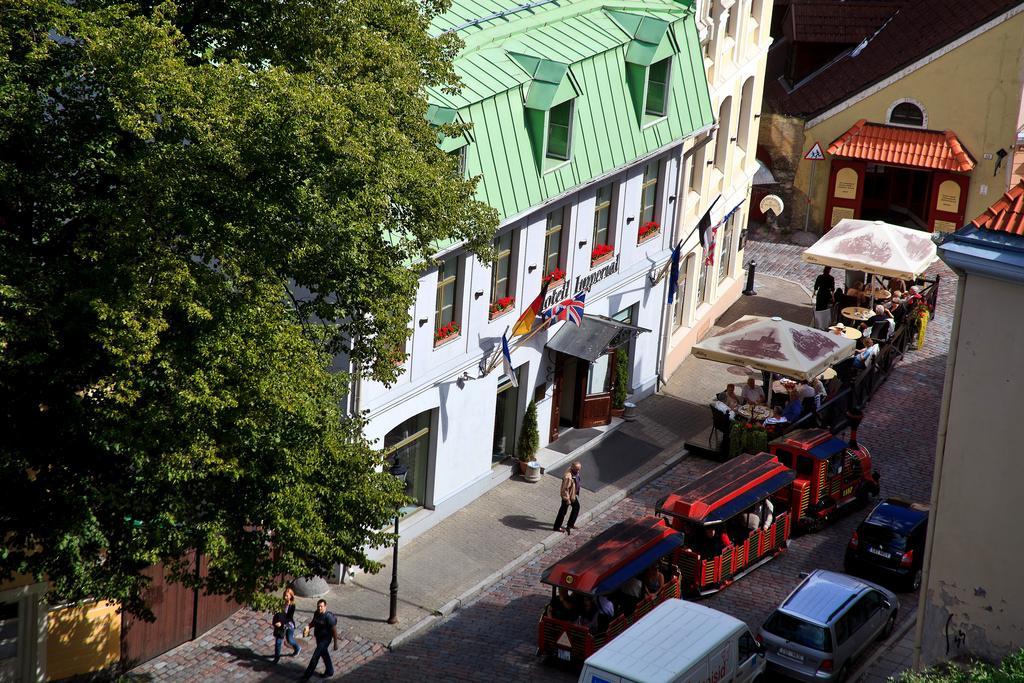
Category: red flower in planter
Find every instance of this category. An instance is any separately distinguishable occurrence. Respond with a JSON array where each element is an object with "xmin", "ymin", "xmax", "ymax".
[
  {"xmin": 489, "ymin": 296, "xmax": 515, "ymax": 317},
  {"xmin": 434, "ymin": 321, "xmax": 460, "ymax": 344},
  {"xmin": 591, "ymin": 243, "xmax": 614, "ymax": 263},
  {"xmin": 543, "ymin": 267, "xmax": 566, "ymax": 284},
  {"xmin": 638, "ymin": 221, "xmax": 660, "ymax": 241}
]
